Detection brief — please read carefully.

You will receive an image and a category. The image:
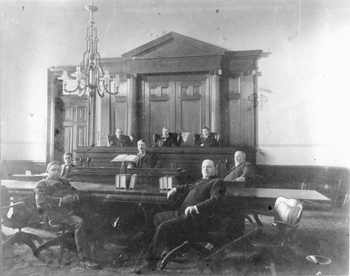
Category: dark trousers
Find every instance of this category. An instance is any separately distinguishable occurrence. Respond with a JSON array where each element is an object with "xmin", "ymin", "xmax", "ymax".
[
  {"xmin": 146, "ymin": 210, "xmax": 207, "ymax": 261},
  {"xmin": 60, "ymin": 207, "xmax": 106, "ymax": 261}
]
